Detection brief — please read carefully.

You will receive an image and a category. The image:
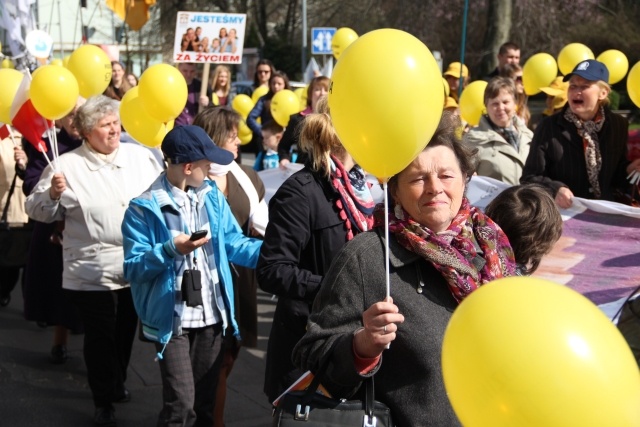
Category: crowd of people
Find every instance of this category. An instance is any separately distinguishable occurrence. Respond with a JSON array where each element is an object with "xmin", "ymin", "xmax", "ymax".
[{"xmin": 1, "ymin": 42, "xmax": 640, "ymax": 427}]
